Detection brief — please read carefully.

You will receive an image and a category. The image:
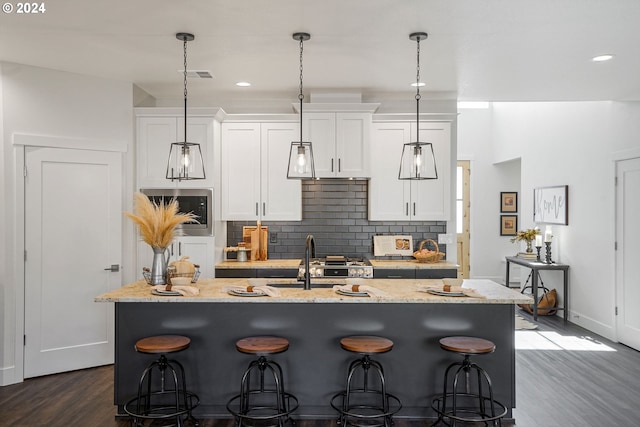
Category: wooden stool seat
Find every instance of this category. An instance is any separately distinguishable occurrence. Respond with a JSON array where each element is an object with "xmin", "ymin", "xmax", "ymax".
[
  {"xmin": 340, "ymin": 335, "xmax": 394, "ymax": 354},
  {"xmin": 135, "ymin": 335, "xmax": 191, "ymax": 354},
  {"xmin": 439, "ymin": 336, "xmax": 495, "ymax": 355},
  {"xmin": 236, "ymin": 336, "xmax": 289, "ymax": 355}
]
